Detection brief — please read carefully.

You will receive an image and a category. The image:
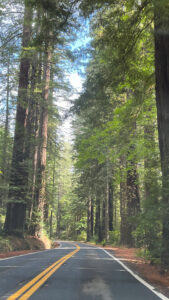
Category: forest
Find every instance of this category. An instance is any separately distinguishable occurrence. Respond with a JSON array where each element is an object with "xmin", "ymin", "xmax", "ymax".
[{"xmin": 0, "ymin": 0, "xmax": 169, "ymax": 270}]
